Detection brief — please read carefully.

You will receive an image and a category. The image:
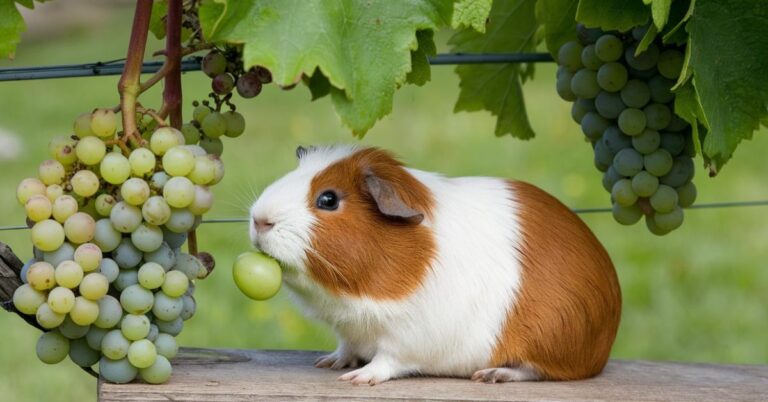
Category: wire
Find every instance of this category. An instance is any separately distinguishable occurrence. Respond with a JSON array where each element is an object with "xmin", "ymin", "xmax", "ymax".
[
  {"xmin": 1, "ymin": 199, "xmax": 766, "ymax": 231},
  {"xmin": 0, "ymin": 53, "xmax": 554, "ymax": 81}
]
